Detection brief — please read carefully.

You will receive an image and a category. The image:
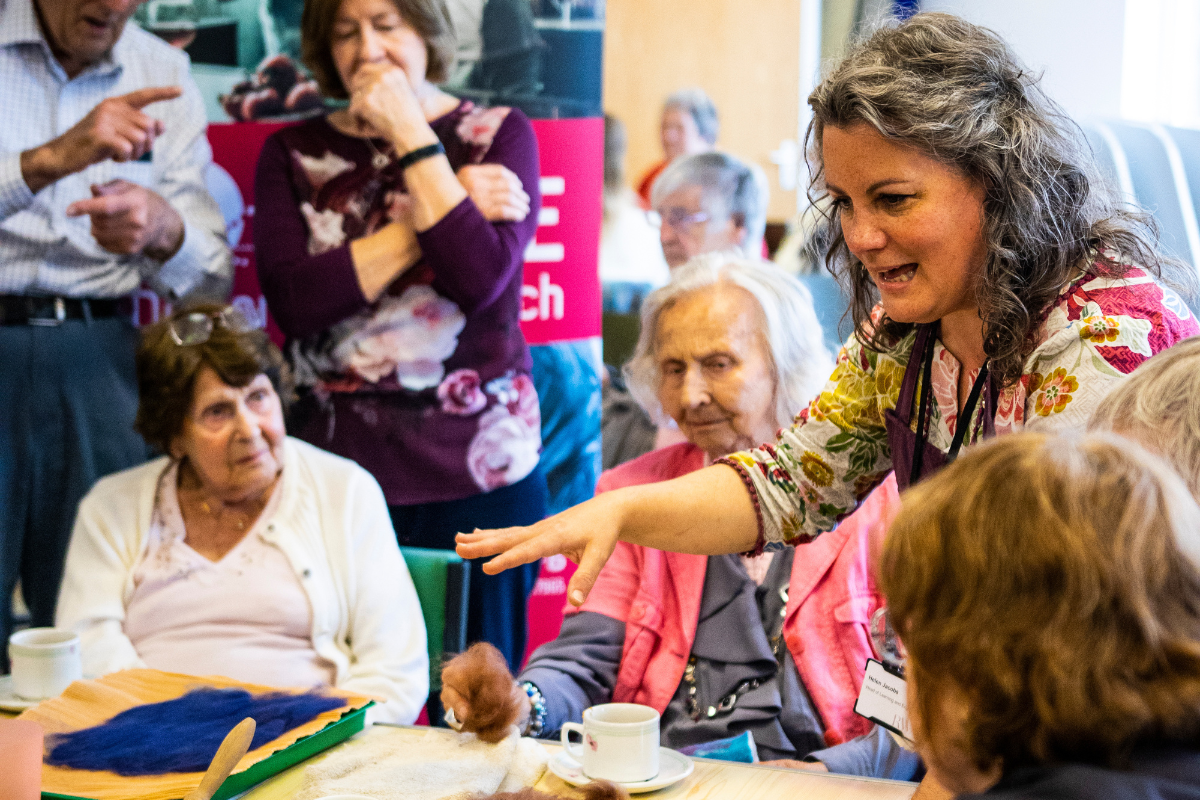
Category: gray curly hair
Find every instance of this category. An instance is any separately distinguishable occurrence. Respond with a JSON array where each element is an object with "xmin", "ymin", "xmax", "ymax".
[
  {"xmin": 625, "ymin": 252, "xmax": 833, "ymax": 429},
  {"xmin": 808, "ymin": 12, "xmax": 1179, "ymax": 388}
]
